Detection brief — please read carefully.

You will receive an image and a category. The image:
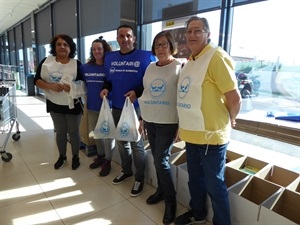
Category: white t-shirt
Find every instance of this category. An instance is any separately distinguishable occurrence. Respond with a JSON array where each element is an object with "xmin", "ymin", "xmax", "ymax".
[
  {"xmin": 41, "ymin": 55, "xmax": 77, "ymax": 106},
  {"xmin": 138, "ymin": 59, "xmax": 182, "ymax": 123}
]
